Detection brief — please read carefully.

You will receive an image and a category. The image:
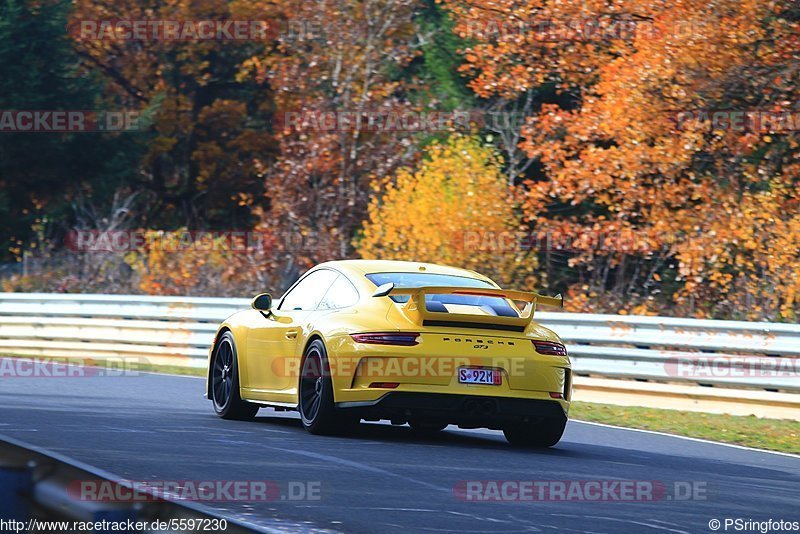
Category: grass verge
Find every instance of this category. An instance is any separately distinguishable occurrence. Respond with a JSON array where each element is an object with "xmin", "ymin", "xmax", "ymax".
[
  {"xmin": 123, "ymin": 361, "xmax": 206, "ymax": 377},
  {"xmin": 570, "ymin": 402, "xmax": 799, "ymax": 454}
]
